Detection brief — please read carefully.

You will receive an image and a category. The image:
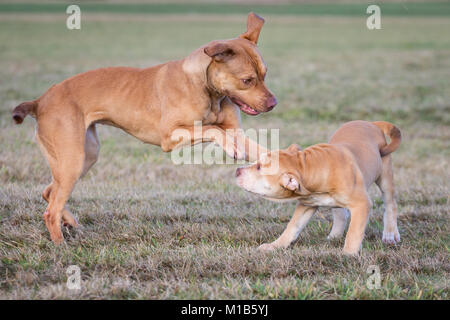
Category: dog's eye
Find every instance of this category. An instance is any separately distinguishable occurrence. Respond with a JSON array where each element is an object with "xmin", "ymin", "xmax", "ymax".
[
  {"xmin": 242, "ymin": 78, "xmax": 253, "ymax": 85},
  {"xmin": 256, "ymin": 163, "xmax": 261, "ymax": 170}
]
